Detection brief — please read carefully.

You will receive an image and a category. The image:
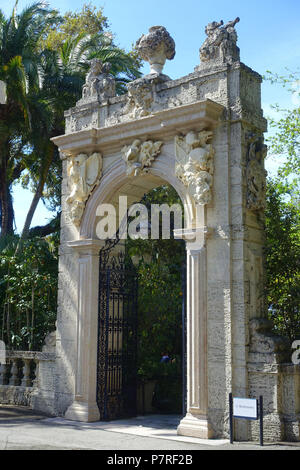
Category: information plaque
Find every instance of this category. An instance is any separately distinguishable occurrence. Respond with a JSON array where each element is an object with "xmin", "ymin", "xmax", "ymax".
[
  {"xmin": 233, "ymin": 397, "xmax": 258, "ymax": 420},
  {"xmin": 229, "ymin": 393, "xmax": 263, "ymax": 446}
]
